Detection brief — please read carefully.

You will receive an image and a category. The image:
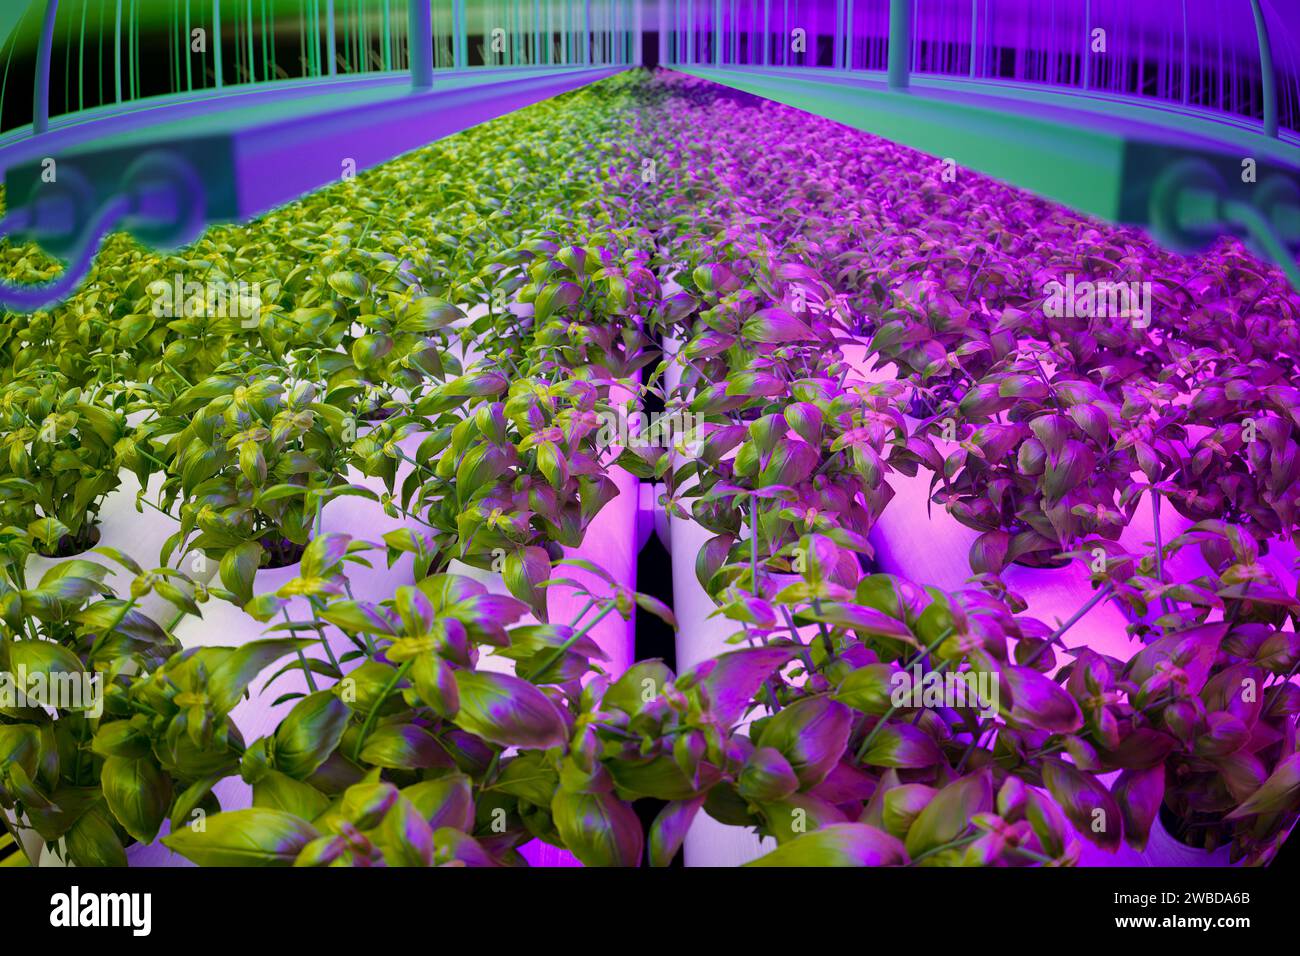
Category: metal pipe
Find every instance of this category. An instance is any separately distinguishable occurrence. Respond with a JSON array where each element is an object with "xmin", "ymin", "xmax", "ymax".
[
  {"xmin": 34, "ymin": 0, "xmax": 59, "ymax": 133},
  {"xmin": 687, "ymin": 0, "xmax": 694, "ymax": 64},
  {"xmin": 1082, "ymin": 0, "xmax": 1090, "ymax": 89},
  {"xmin": 887, "ymin": 0, "xmax": 910, "ymax": 90},
  {"xmin": 382, "ymin": 0, "xmax": 392, "ymax": 70},
  {"xmin": 212, "ymin": 0, "xmax": 223, "ymax": 89},
  {"xmin": 969, "ymin": 0, "xmax": 977, "ymax": 78},
  {"xmin": 1248, "ymin": 0, "xmax": 1278, "ymax": 137},
  {"xmin": 246, "ymin": 0, "xmax": 255, "ymax": 81},
  {"xmin": 584, "ymin": 0, "xmax": 591, "ymax": 64},
  {"xmin": 832, "ymin": 0, "xmax": 842, "ymax": 70},
  {"xmin": 410, "ymin": 0, "xmax": 432, "ymax": 88},
  {"xmin": 844, "ymin": 0, "xmax": 854, "ymax": 71},
  {"xmin": 714, "ymin": 0, "xmax": 721, "ymax": 65},
  {"xmin": 451, "ymin": 0, "xmax": 465, "ymax": 69},
  {"xmin": 326, "ymin": 0, "xmax": 336, "ymax": 74},
  {"xmin": 1180, "ymin": 0, "xmax": 1189, "ymax": 104}
]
